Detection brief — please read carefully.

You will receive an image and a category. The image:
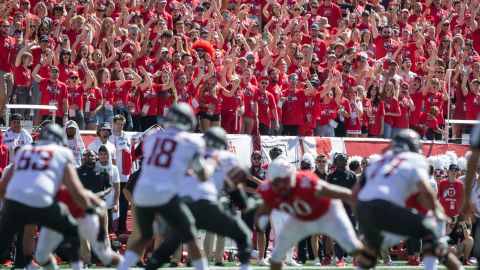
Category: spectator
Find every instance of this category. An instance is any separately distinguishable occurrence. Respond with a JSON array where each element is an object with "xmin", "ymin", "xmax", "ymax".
[
  {"xmin": 76, "ymin": 149, "xmax": 111, "ymax": 265},
  {"xmin": 438, "ymin": 163, "xmax": 464, "ymax": 218},
  {"xmin": 326, "ymin": 152, "xmax": 357, "ymax": 266},
  {"xmin": 108, "ymin": 114, "xmax": 133, "ymax": 234},
  {"xmin": 446, "ymin": 215, "xmax": 474, "ymax": 266},
  {"xmin": 0, "ymin": 20, "xmax": 16, "ymax": 124},
  {"xmin": 3, "ymin": 114, "xmax": 33, "ymax": 162},
  {"xmin": 242, "ymin": 150, "xmax": 268, "ymax": 266},
  {"xmin": 63, "ymin": 120, "xmax": 86, "ymax": 167},
  {"xmin": 88, "ymin": 122, "xmax": 117, "ymax": 165},
  {"xmin": 96, "ymin": 145, "xmax": 121, "ymax": 233}
]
